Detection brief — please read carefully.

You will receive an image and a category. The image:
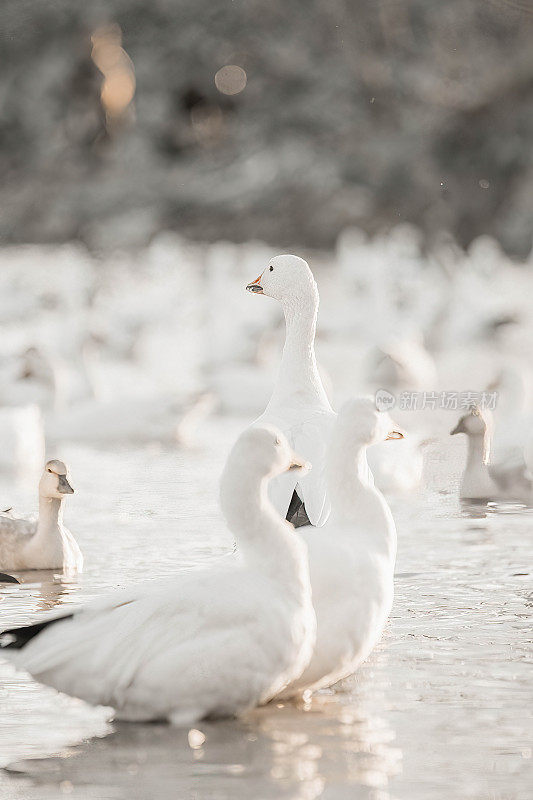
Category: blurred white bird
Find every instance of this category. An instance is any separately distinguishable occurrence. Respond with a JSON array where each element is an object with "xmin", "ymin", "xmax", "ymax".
[
  {"xmin": 0, "ymin": 404, "xmax": 45, "ymax": 475},
  {"xmin": 488, "ymin": 363, "xmax": 533, "ymax": 498},
  {"xmin": 450, "ymin": 406, "xmax": 533, "ymax": 504},
  {"xmin": 450, "ymin": 407, "xmax": 498, "ymax": 502}
]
